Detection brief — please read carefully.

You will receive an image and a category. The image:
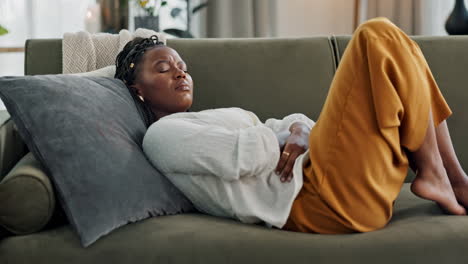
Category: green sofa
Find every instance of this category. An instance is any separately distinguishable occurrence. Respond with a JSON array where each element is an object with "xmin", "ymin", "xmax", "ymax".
[{"xmin": 1, "ymin": 35, "xmax": 468, "ymax": 263}]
